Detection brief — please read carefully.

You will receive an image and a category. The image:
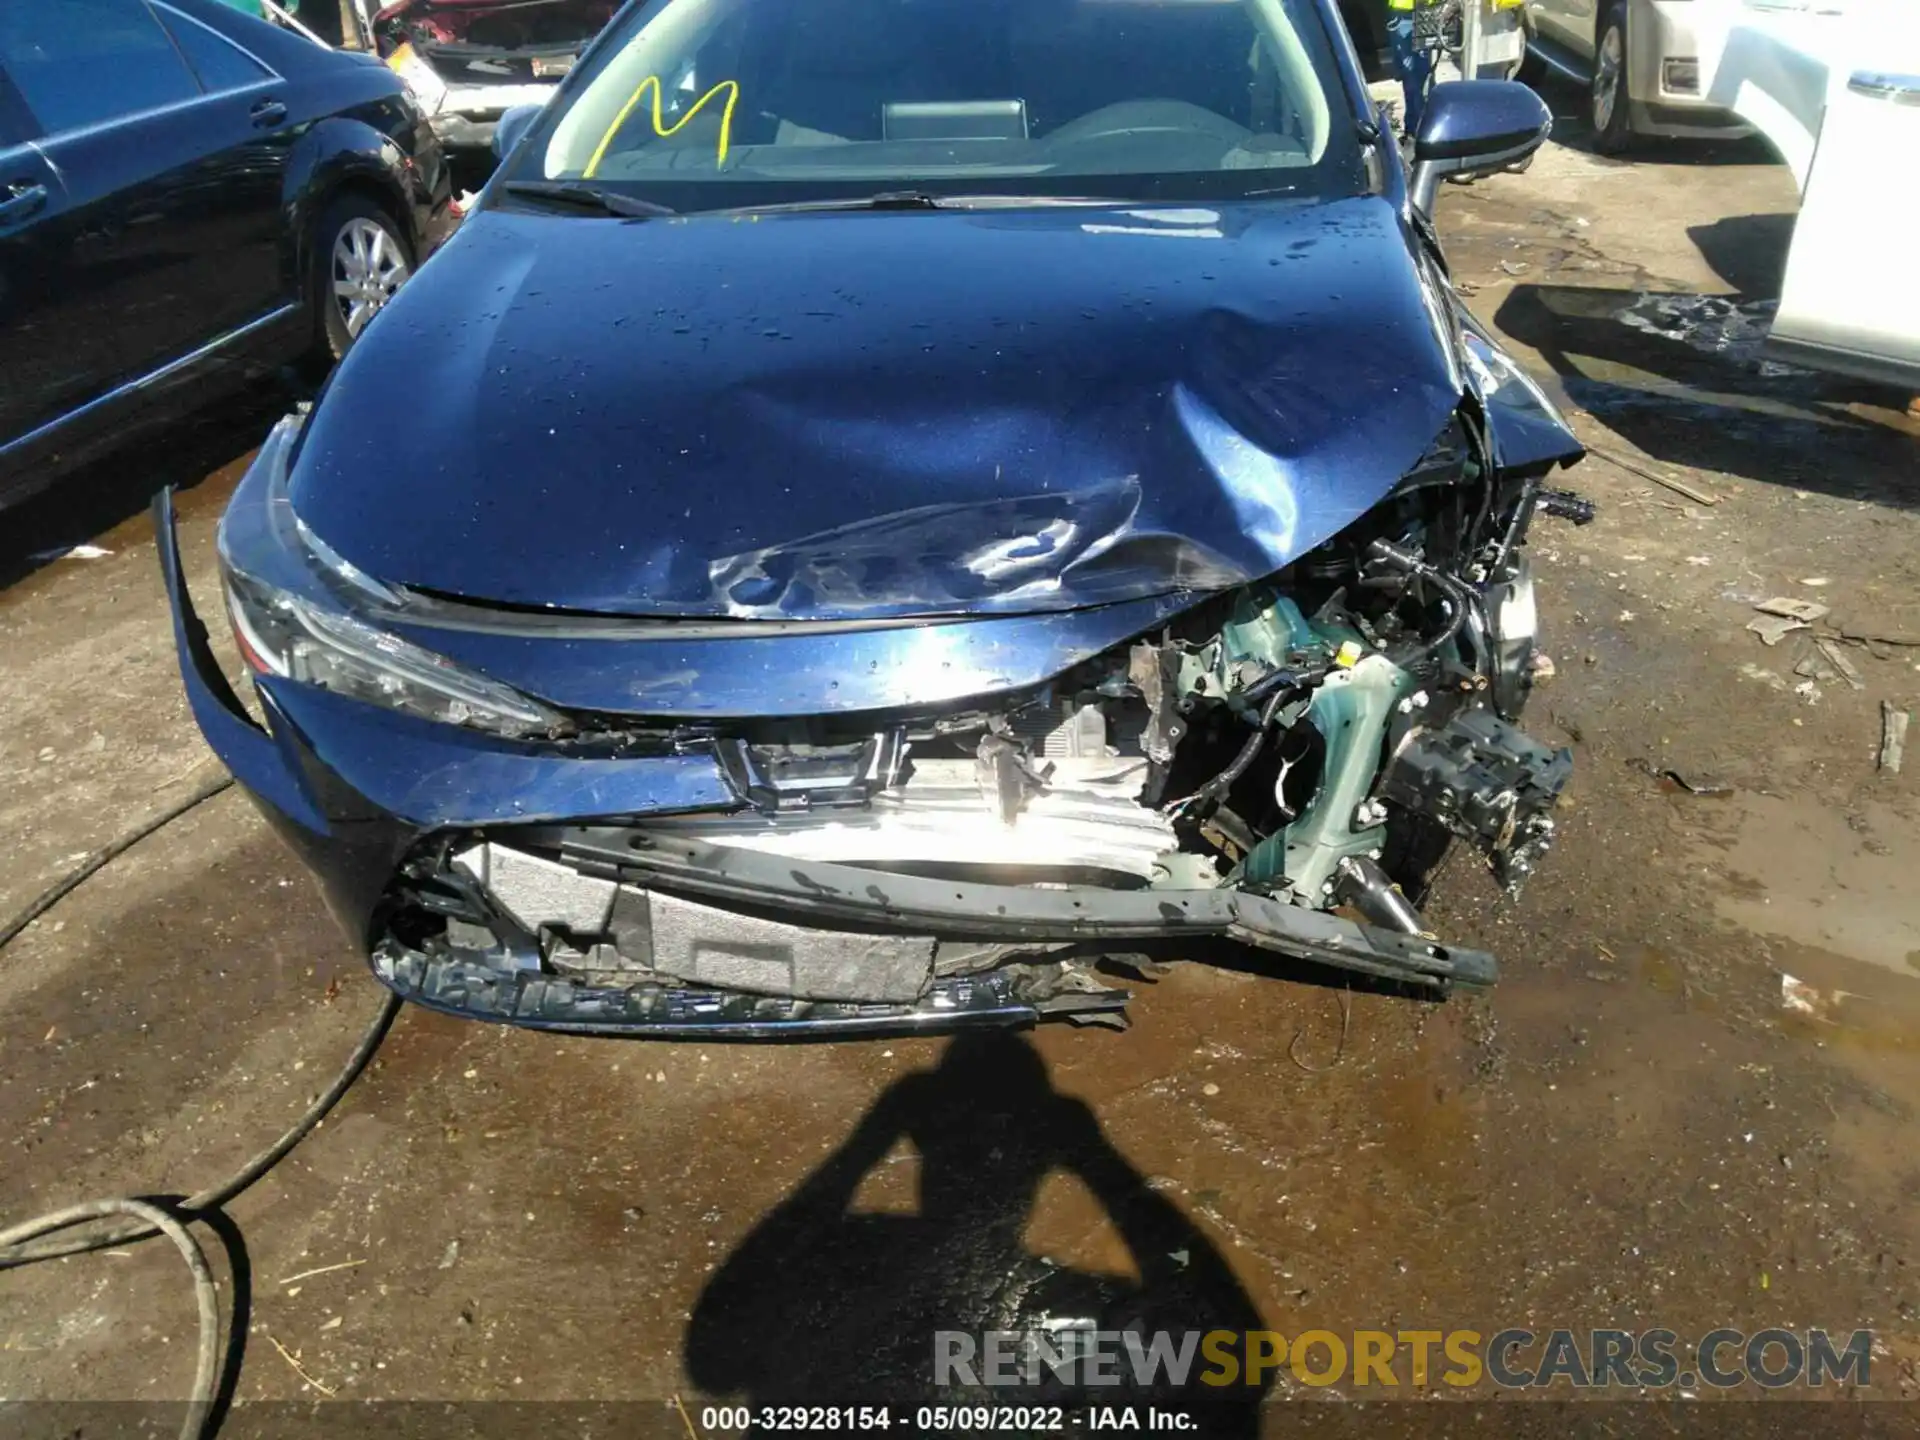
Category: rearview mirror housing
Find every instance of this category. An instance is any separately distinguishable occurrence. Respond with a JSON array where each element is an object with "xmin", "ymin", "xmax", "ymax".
[
  {"xmin": 1409, "ymin": 81, "xmax": 1552, "ymax": 215},
  {"xmin": 492, "ymin": 103, "xmax": 543, "ymax": 163}
]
